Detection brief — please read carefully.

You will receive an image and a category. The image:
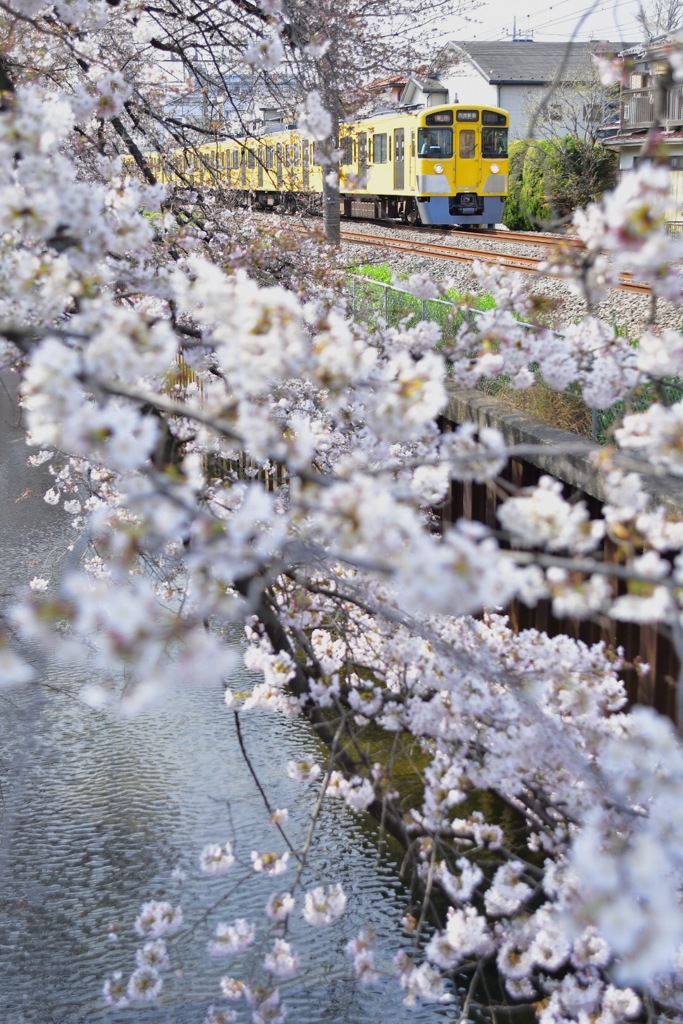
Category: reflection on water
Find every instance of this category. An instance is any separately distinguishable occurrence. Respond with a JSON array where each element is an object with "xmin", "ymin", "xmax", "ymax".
[{"xmin": 0, "ymin": 375, "xmax": 446, "ymax": 1024}]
